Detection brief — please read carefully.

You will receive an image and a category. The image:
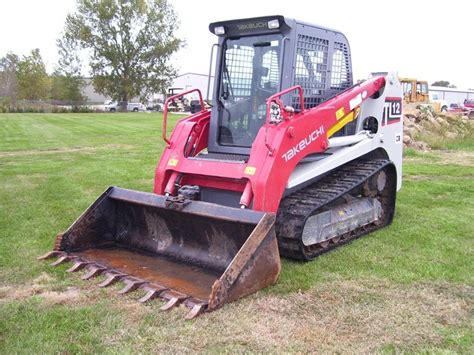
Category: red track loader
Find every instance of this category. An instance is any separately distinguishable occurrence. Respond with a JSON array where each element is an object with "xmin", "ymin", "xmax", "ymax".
[{"xmin": 40, "ymin": 16, "xmax": 403, "ymax": 319}]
